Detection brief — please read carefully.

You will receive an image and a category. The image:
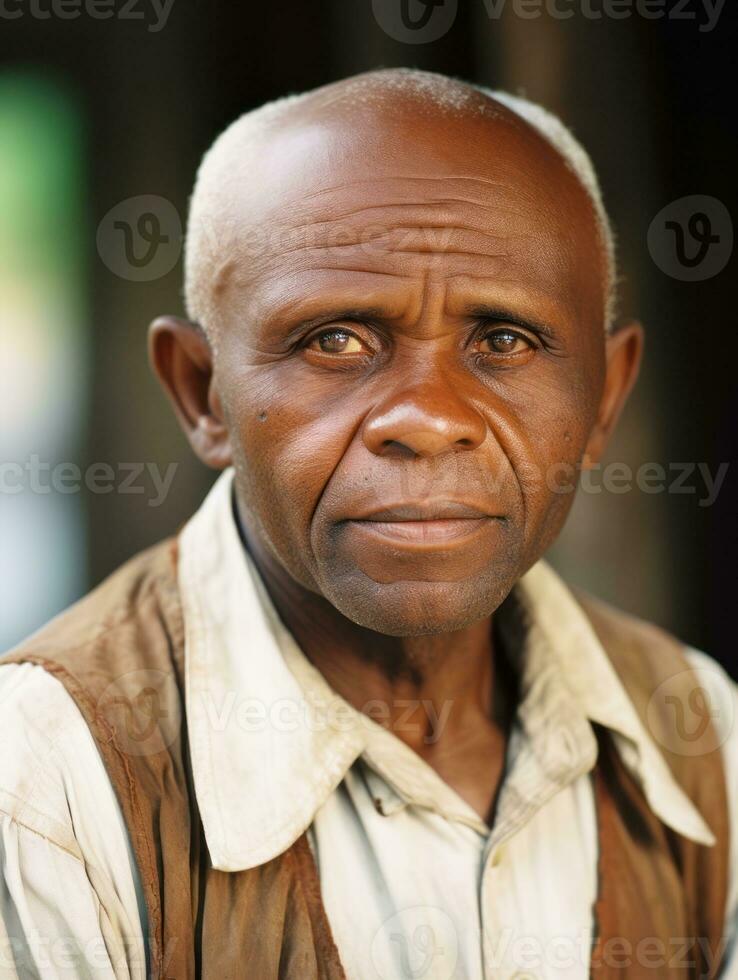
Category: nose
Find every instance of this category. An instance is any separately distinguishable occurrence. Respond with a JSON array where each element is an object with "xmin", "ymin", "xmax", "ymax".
[{"xmin": 362, "ymin": 380, "xmax": 487, "ymax": 458}]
